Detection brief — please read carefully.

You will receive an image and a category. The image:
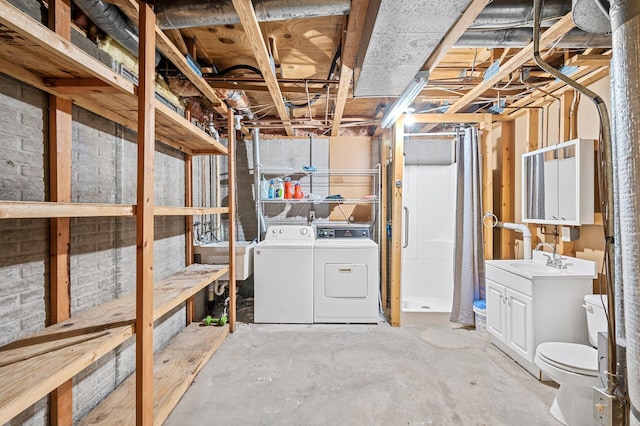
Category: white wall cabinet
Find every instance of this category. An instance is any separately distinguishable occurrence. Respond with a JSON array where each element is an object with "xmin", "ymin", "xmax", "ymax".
[{"xmin": 485, "ymin": 261, "xmax": 594, "ymax": 378}]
